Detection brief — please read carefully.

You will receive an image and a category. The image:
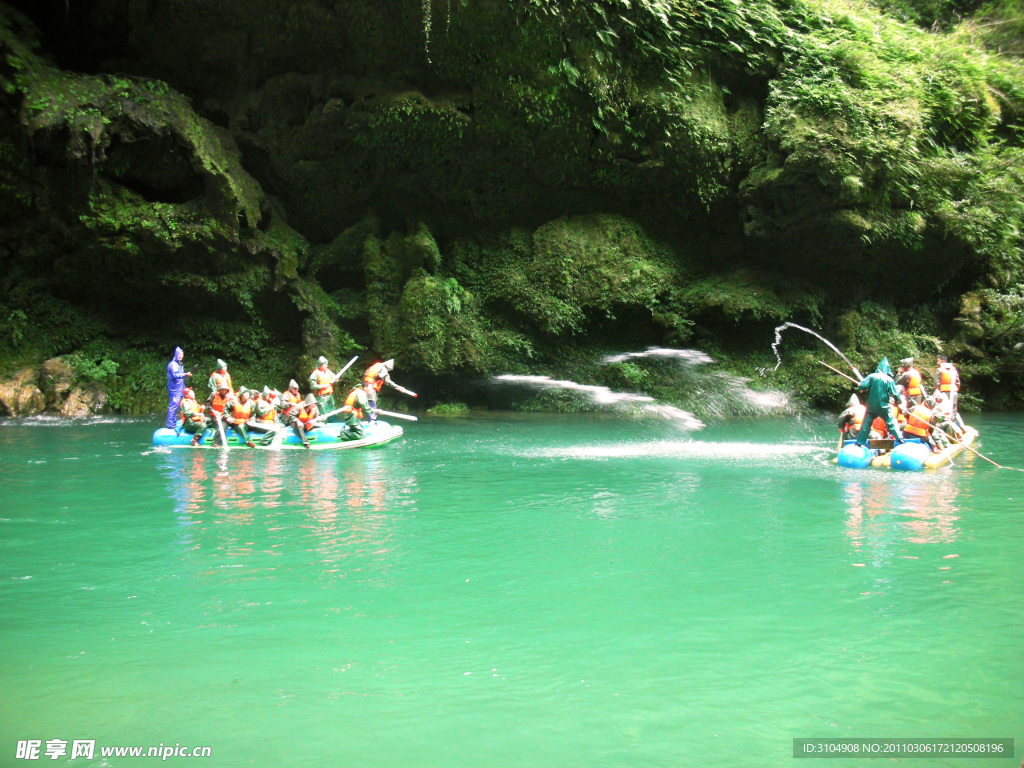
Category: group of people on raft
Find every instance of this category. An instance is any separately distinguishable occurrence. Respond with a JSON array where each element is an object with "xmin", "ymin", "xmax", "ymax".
[
  {"xmin": 837, "ymin": 355, "xmax": 965, "ymax": 454},
  {"xmin": 164, "ymin": 347, "xmax": 416, "ymax": 448}
]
